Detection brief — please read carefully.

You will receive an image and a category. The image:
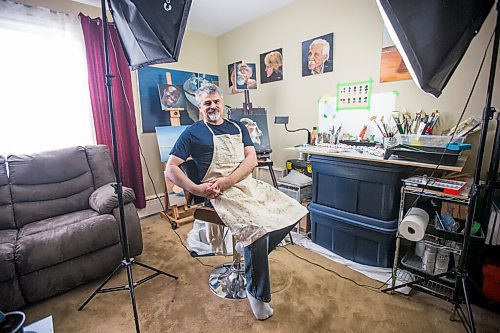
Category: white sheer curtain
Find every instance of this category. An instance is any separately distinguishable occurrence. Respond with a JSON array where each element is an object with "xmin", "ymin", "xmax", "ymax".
[{"xmin": 0, "ymin": 0, "xmax": 95, "ymax": 155}]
